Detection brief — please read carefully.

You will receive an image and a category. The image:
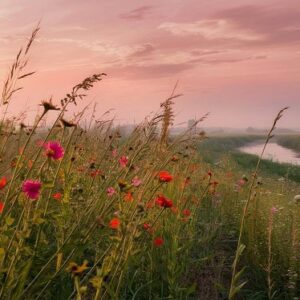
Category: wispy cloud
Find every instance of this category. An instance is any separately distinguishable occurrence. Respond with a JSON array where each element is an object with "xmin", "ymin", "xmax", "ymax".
[
  {"xmin": 49, "ymin": 25, "xmax": 87, "ymax": 33},
  {"xmin": 120, "ymin": 6, "xmax": 153, "ymax": 20},
  {"xmin": 0, "ymin": 6, "xmax": 23, "ymax": 19},
  {"xmin": 108, "ymin": 62, "xmax": 194, "ymax": 79},
  {"xmin": 158, "ymin": 19, "xmax": 265, "ymax": 41},
  {"xmin": 215, "ymin": 5, "xmax": 300, "ymax": 45},
  {"xmin": 128, "ymin": 44, "xmax": 155, "ymax": 59},
  {"xmin": 38, "ymin": 37, "xmax": 134, "ymax": 57}
]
